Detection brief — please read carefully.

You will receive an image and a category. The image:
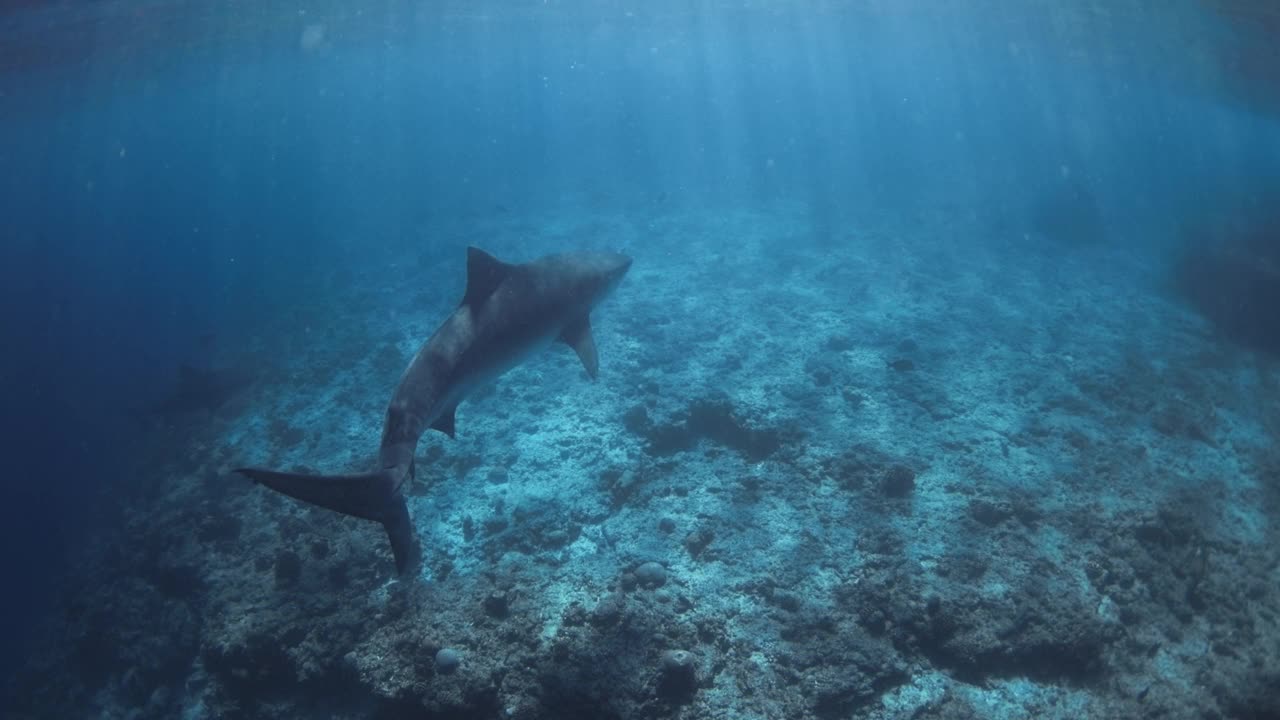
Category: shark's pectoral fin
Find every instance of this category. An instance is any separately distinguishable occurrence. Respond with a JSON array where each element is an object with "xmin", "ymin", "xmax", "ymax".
[
  {"xmin": 560, "ymin": 315, "xmax": 599, "ymax": 380},
  {"xmin": 235, "ymin": 467, "xmax": 421, "ymax": 575},
  {"xmin": 462, "ymin": 247, "xmax": 514, "ymax": 309},
  {"xmin": 430, "ymin": 405, "xmax": 458, "ymax": 438}
]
